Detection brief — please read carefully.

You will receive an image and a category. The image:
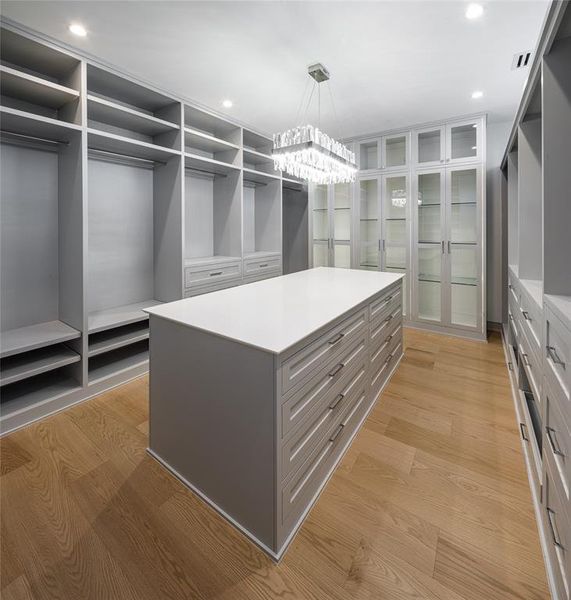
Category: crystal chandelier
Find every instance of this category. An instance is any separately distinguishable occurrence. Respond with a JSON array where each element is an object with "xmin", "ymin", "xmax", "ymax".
[{"xmin": 272, "ymin": 63, "xmax": 356, "ymax": 185}]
